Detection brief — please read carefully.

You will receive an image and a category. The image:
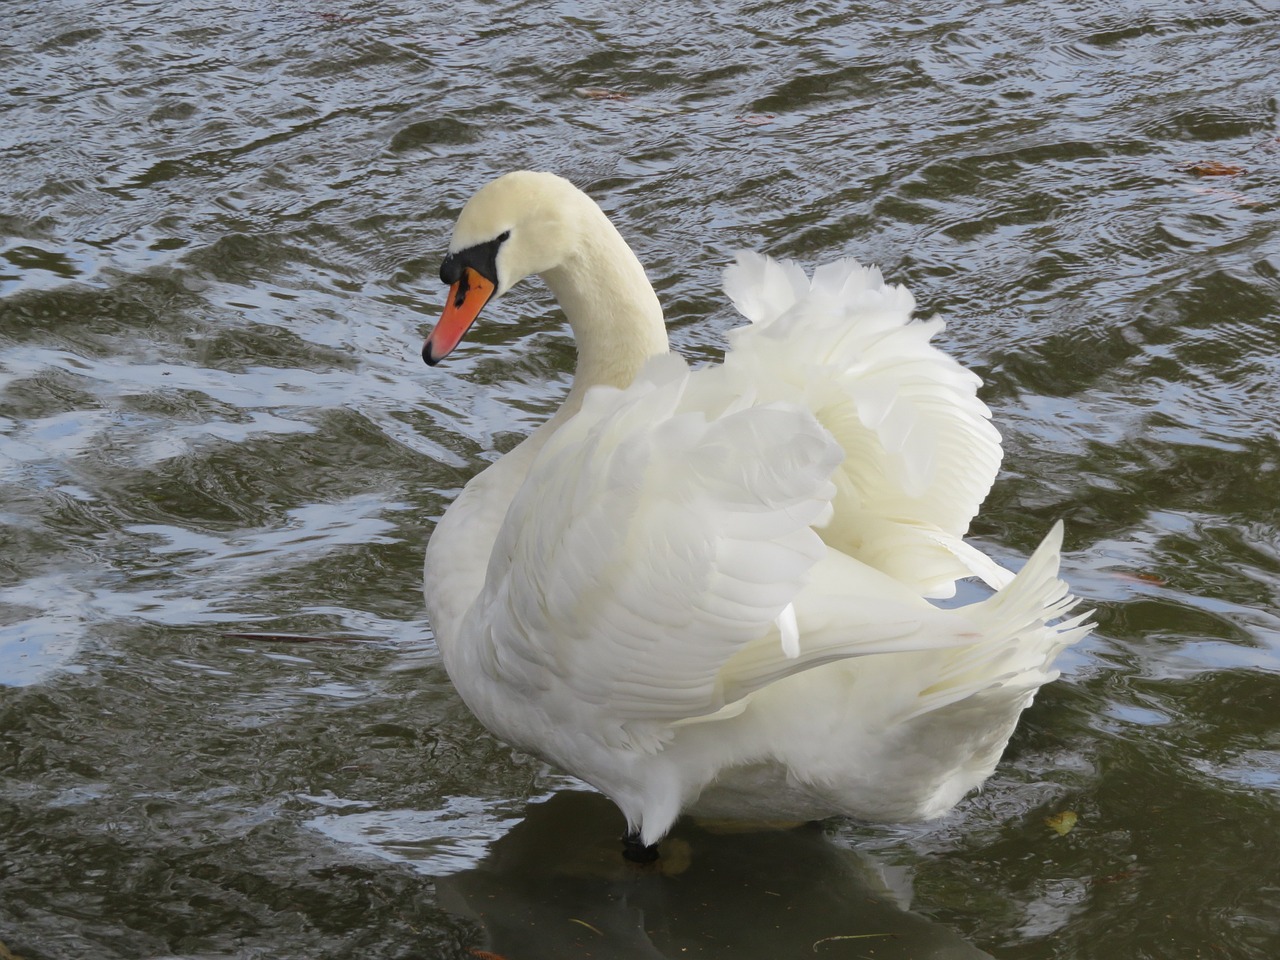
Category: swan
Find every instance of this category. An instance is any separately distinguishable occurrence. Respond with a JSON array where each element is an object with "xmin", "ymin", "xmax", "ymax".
[{"xmin": 421, "ymin": 171, "xmax": 1092, "ymax": 860}]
